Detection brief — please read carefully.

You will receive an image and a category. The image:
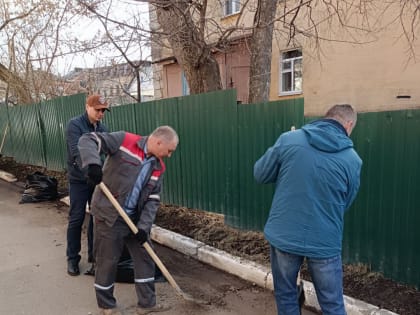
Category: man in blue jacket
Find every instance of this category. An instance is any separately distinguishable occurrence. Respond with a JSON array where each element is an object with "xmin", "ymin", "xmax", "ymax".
[
  {"xmin": 254, "ymin": 104, "xmax": 362, "ymax": 315},
  {"xmin": 65, "ymin": 94, "xmax": 109, "ymax": 276}
]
